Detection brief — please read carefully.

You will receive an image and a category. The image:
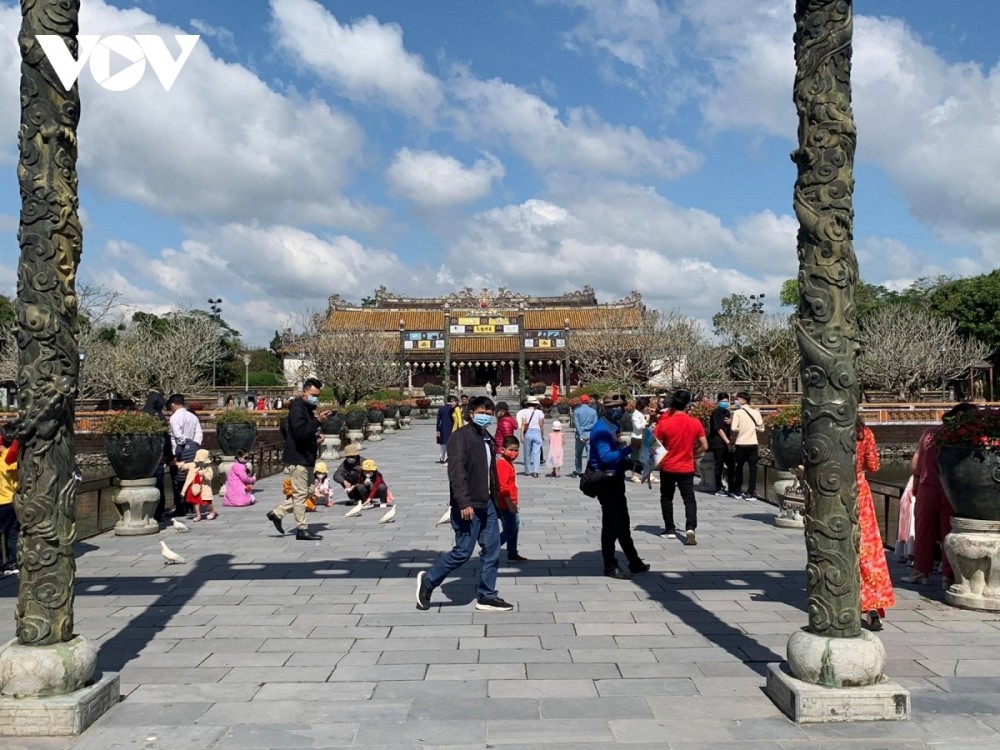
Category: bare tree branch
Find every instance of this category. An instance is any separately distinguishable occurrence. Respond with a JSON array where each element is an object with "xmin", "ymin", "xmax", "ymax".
[
  {"xmin": 857, "ymin": 307, "xmax": 994, "ymax": 400},
  {"xmin": 292, "ymin": 310, "xmax": 406, "ymax": 405}
]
